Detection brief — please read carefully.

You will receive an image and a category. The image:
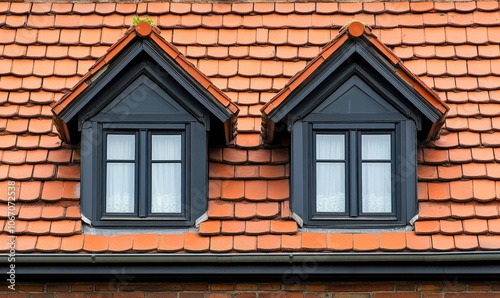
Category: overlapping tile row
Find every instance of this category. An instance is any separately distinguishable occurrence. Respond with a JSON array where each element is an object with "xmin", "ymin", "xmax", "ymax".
[
  {"xmin": 3, "ymin": 230, "xmax": 500, "ymax": 253},
  {"xmin": 0, "ymin": 1, "xmax": 500, "ymax": 252},
  {"xmin": 204, "ymin": 147, "xmax": 296, "ymax": 236}
]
